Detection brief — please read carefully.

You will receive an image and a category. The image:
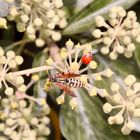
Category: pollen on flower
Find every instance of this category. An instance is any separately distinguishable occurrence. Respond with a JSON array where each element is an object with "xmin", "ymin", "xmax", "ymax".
[
  {"xmin": 104, "ymin": 74, "xmax": 140, "ymax": 134},
  {"xmin": 92, "ymin": 6, "xmax": 140, "ymax": 60},
  {"xmin": 56, "ymin": 94, "xmax": 65, "ymax": 105},
  {"xmin": 69, "ymin": 98, "xmax": 77, "ymax": 110}
]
